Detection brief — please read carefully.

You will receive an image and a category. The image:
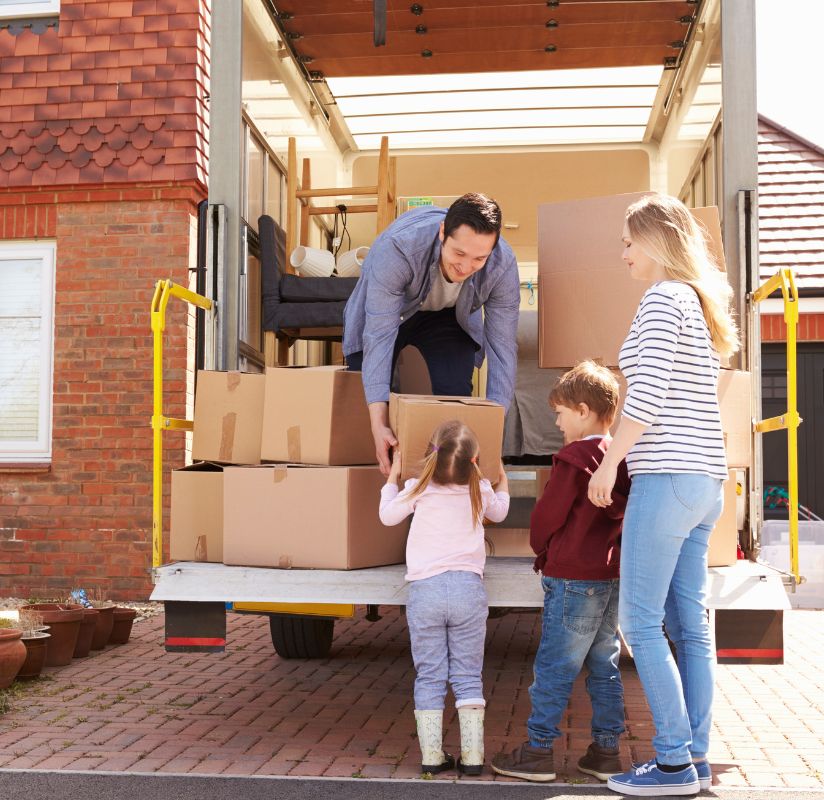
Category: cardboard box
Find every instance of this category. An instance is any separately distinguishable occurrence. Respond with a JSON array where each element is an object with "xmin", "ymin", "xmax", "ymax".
[
  {"xmin": 708, "ymin": 469, "xmax": 740, "ymax": 567},
  {"xmin": 485, "ymin": 527, "xmax": 533, "ymax": 558},
  {"xmin": 261, "ymin": 366, "xmax": 375, "ymax": 465},
  {"xmin": 192, "ymin": 370, "xmax": 265, "ymax": 465},
  {"xmin": 718, "ymin": 369, "xmax": 752, "ymax": 467},
  {"xmin": 388, "ymin": 394, "xmax": 505, "ymax": 482},
  {"xmin": 170, "ymin": 463, "xmax": 224, "ymax": 562},
  {"xmin": 537, "ymin": 193, "xmax": 725, "ymax": 368},
  {"xmin": 611, "ymin": 367, "xmax": 751, "ymax": 469},
  {"xmin": 222, "ymin": 465, "xmax": 409, "ymax": 570}
]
